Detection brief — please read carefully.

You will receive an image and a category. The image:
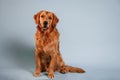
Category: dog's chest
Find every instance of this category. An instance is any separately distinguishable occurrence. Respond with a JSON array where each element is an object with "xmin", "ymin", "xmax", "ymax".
[
  {"xmin": 41, "ymin": 35, "xmax": 52, "ymax": 45},
  {"xmin": 37, "ymin": 34, "xmax": 54, "ymax": 49},
  {"xmin": 42, "ymin": 36, "xmax": 48, "ymax": 41},
  {"xmin": 36, "ymin": 30, "xmax": 59, "ymax": 52}
]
